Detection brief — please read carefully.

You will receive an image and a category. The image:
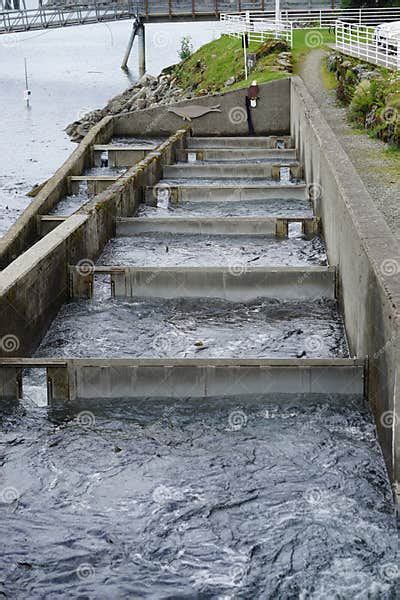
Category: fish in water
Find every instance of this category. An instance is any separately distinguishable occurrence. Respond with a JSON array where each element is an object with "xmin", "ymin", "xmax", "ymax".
[{"xmin": 167, "ymin": 104, "xmax": 221, "ymax": 121}]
